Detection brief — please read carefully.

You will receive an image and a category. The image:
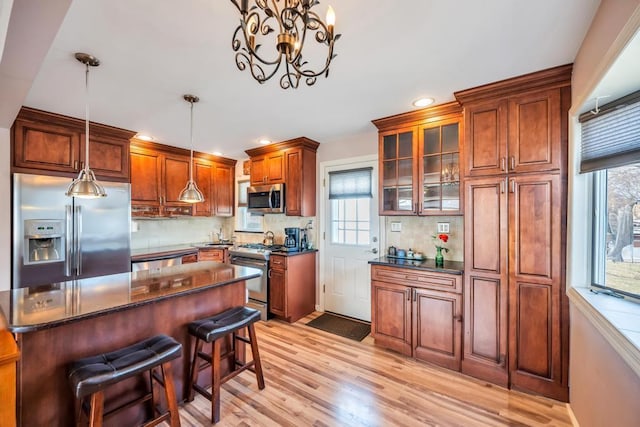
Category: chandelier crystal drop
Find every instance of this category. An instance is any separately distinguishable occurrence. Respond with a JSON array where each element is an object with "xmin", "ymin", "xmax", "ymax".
[
  {"xmin": 230, "ymin": 0, "xmax": 340, "ymax": 89},
  {"xmin": 66, "ymin": 53, "xmax": 107, "ymax": 199},
  {"xmin": 178, "ymin": 95, "xmax": 205, "ymax": 204}
]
